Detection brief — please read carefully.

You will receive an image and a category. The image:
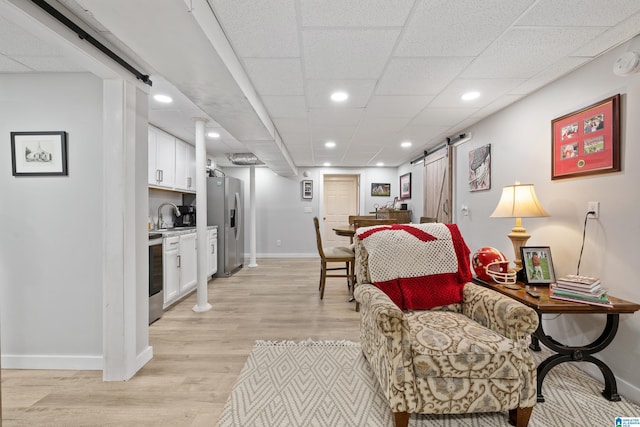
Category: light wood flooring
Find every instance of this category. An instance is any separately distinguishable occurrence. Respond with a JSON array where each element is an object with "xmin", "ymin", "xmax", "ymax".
[{"xmin": 2, "ymin": 258, "xmax": 361, "ymax": 426}]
